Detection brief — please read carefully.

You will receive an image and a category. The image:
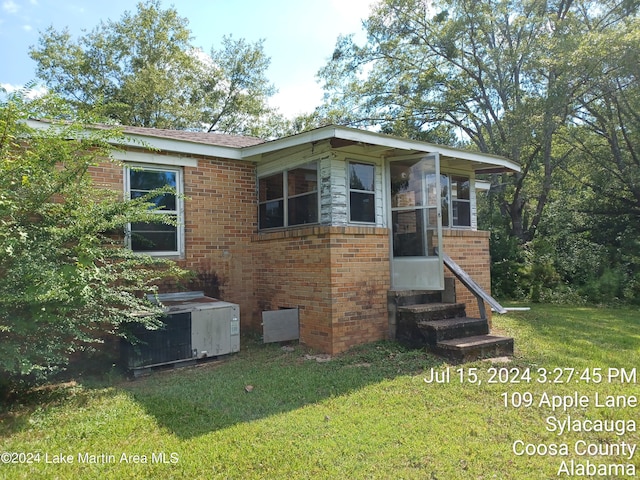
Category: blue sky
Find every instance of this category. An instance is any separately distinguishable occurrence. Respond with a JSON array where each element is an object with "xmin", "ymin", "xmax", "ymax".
[{"xmin": 0, "ymin": 0, "xmax": 375, "ymax": 118}]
